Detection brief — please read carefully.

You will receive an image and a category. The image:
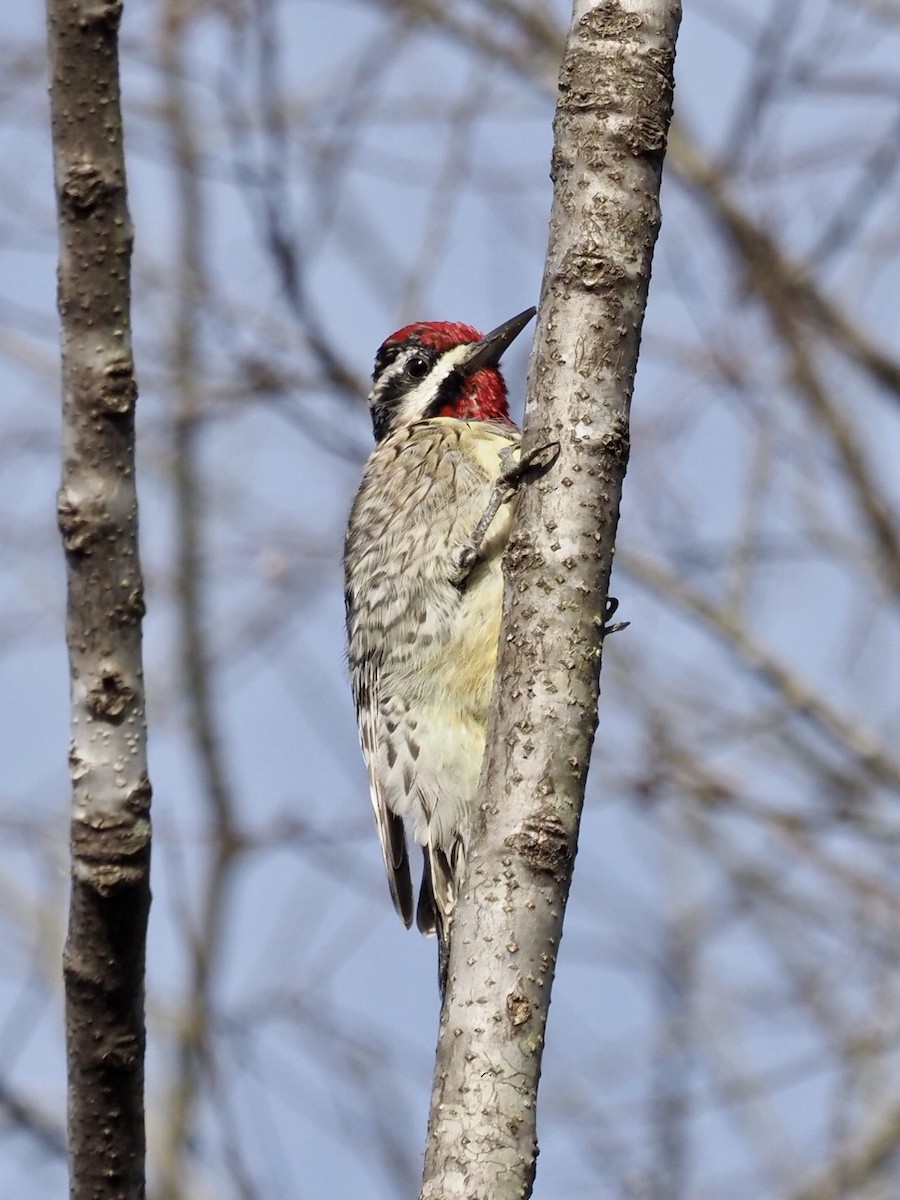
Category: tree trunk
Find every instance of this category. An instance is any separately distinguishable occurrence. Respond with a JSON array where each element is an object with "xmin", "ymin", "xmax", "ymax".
[
  {"xmin": 420, "ymin": 2, "xmax": 681, "ymax": 1197},
  {"xmin": 46, "ymin": 0, "xmax": 152, "ymax": 1196}
]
